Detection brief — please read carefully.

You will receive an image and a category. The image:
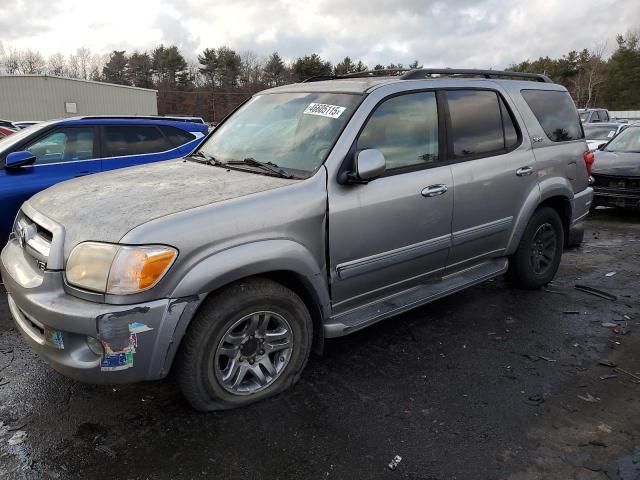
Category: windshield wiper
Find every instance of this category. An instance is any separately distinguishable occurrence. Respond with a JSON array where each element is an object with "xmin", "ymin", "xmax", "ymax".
[
  {"xmin": 225, "ymin": 158, "xmax": 293, "ymax": 178},
  {"xmin": 185, "ymin": 151, "xmax": 223, "ymax": 166}
]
